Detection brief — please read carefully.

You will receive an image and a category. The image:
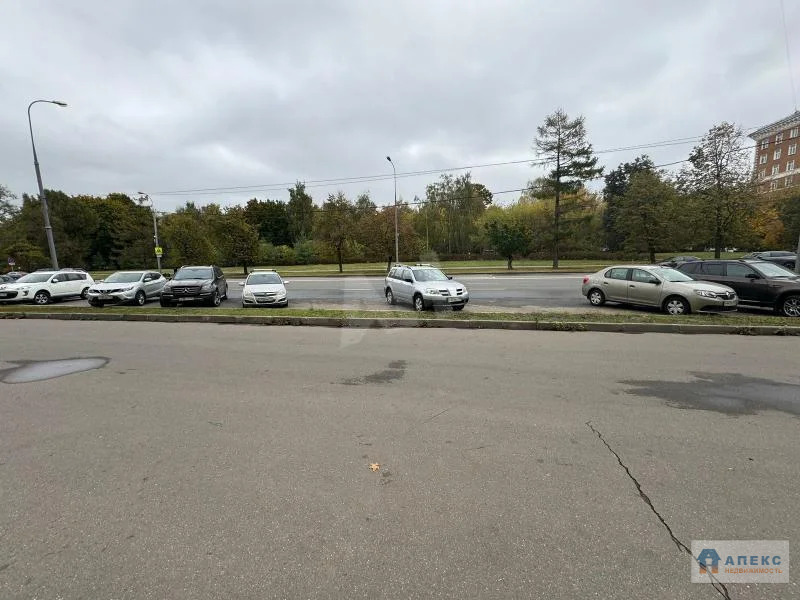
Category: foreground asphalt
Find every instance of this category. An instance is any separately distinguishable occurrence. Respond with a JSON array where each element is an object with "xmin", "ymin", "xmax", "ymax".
[{"xmin": 0, "ymin": 321, "xmax": 798, "ymax": 599}]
